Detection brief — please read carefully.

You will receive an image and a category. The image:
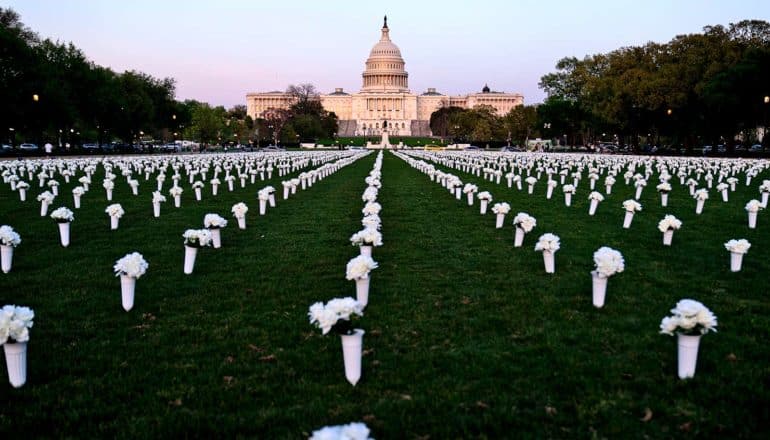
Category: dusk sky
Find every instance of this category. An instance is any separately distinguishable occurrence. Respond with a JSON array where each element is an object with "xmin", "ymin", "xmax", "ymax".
[{"xmin": 5, "ymin": 0, "xmax": 769, "ymax": 108}]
